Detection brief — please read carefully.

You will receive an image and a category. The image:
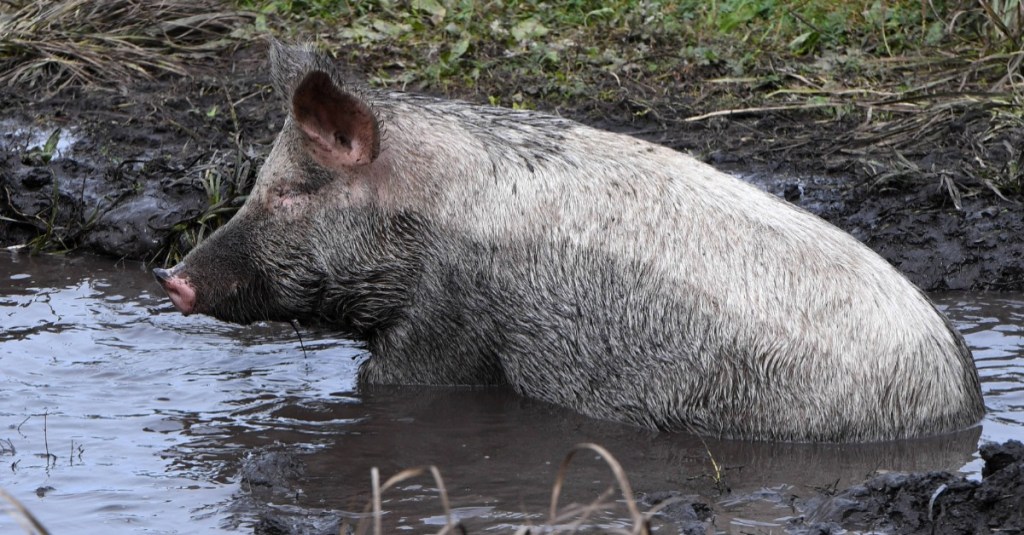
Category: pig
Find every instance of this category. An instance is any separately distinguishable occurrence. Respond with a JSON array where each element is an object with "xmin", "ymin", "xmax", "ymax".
[{"xmin": 154, "ymin": 42, "xmax": 985, "ymax": 442}]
